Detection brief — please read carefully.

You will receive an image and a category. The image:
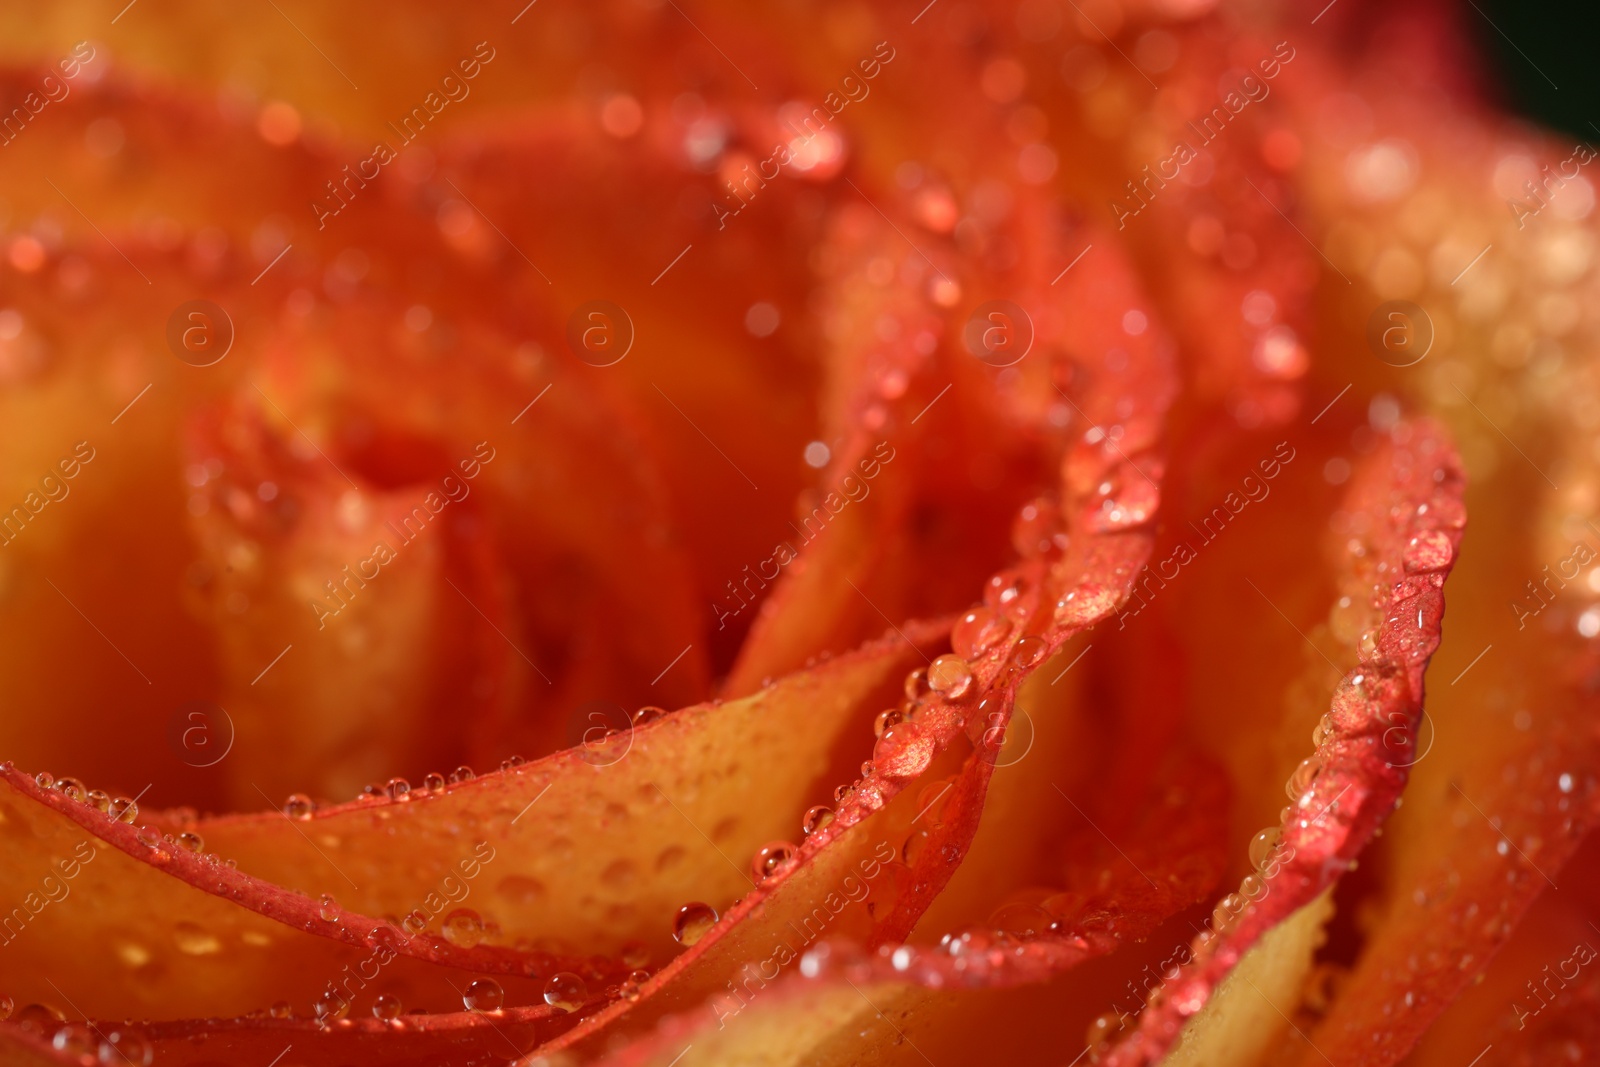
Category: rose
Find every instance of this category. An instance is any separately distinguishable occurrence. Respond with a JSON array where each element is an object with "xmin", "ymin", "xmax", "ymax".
[{"xmin": 0, "ymin": 4, "xmax": 1592, "ymax": 1067}]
